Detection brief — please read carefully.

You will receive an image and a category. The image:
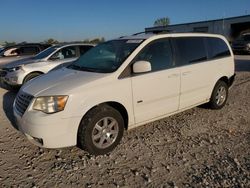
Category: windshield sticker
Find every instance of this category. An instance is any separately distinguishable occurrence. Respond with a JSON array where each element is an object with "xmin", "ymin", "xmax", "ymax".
[{"xmin": 126, "ymin": 40, "xmax": 143, "ymax": 44}]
